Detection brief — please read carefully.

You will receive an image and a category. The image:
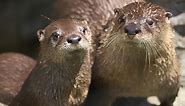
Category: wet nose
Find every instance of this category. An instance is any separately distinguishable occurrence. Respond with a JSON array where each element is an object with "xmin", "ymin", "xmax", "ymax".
[
  {"xmin": 67, "ymin": 34, "xmax": 81, "ymax": 44},
  {"xmin": 124, "ymin": 22, "xmax": 141, "ymax": 39}
]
